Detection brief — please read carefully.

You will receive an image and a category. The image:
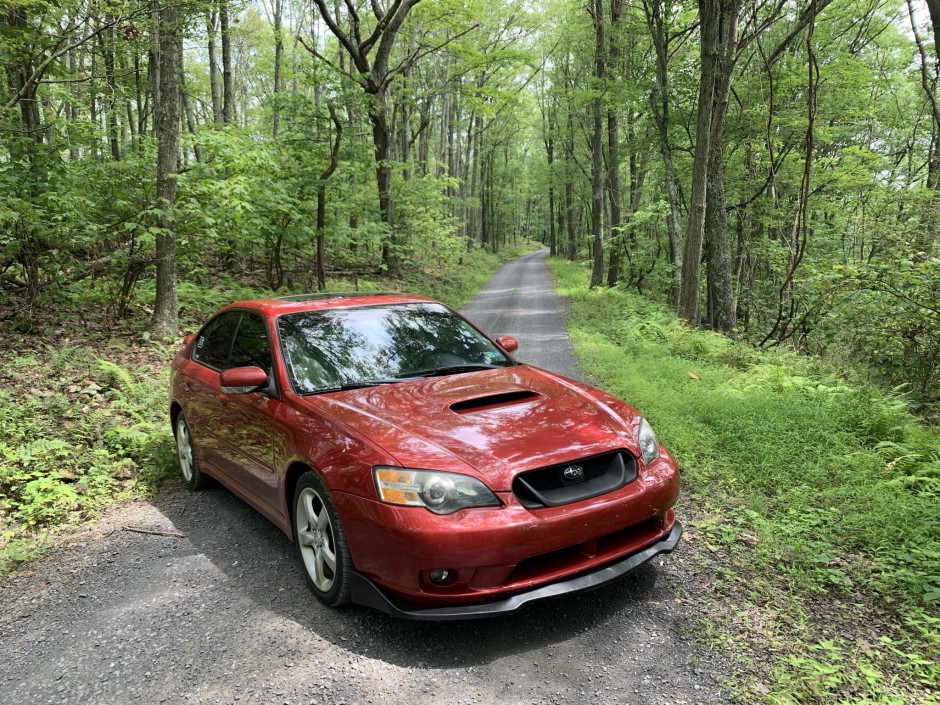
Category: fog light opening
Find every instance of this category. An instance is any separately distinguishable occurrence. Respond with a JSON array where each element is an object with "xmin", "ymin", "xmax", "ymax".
[{"xmin": 430, "ymin": 569, "xmax": 451, "ymax": 584}]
